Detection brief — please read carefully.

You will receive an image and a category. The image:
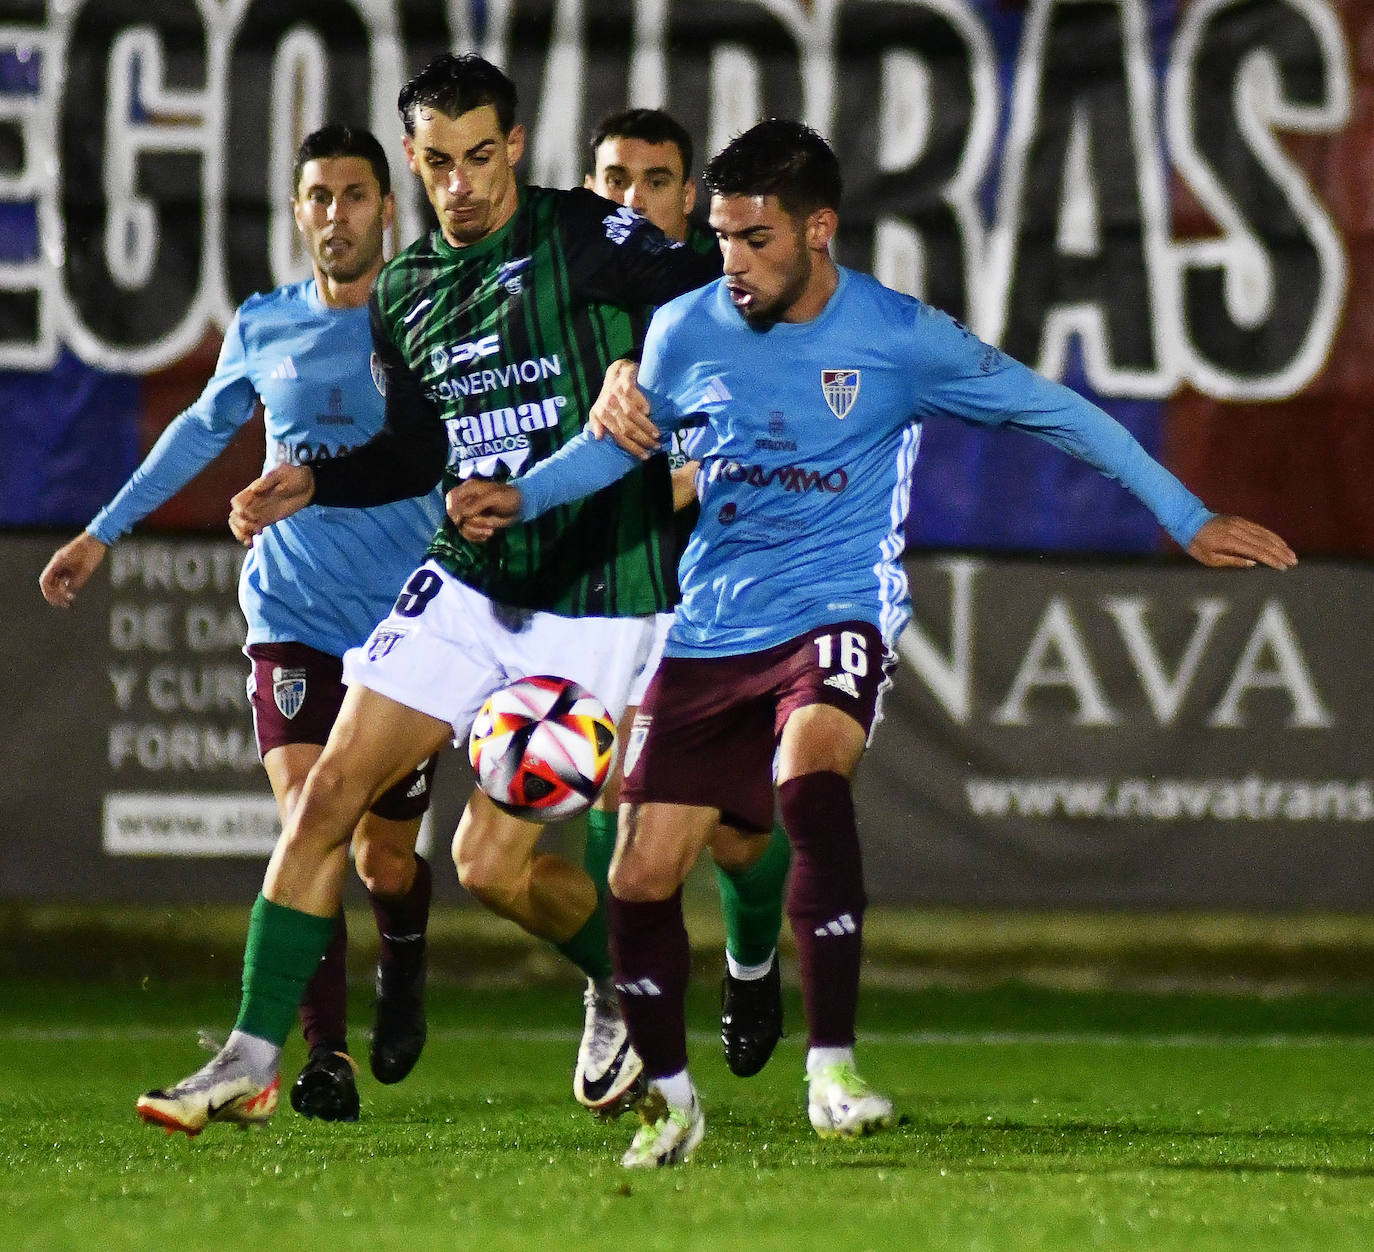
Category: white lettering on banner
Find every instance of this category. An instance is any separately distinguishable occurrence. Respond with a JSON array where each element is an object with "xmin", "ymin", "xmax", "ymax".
[
  {"xmin": 994, "ymin": 598, "xmax": 1119, "ymax": 726},
  {"xmin": 146, "ymin": 664, "xmax": 246, "ymax": 714},
  {"xmin": 1207, "ymin": 600, "xmax": 1333, "ymax": 728},
  {"xmin": 108, "ymin": 666, "xmax": 139, "ymax": 712},
  {"xmin": 964, "ymin": 774, "xmax": 1374, "ymax": 821},
  {"xmin": 109, "ymin": 543, "xmax": 243, "ymax": 592},
  {"xmin": 1100, "ymin": 596, "xmax": 1227, "ymax": 725},
  {"xmin": 0, "ymin": 0, "xmax": 1351, "ymax": 400},
  {"xmin": 108, "ymin": 723, "xmax": 259, "ymax": 772},
  {"xmin": 899, "ymin": 562, "xmax": 1332, "ymax": 729},
  {"xmin": 103, "ymin": 793, "xmax": 281, "ymax": 856}
]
